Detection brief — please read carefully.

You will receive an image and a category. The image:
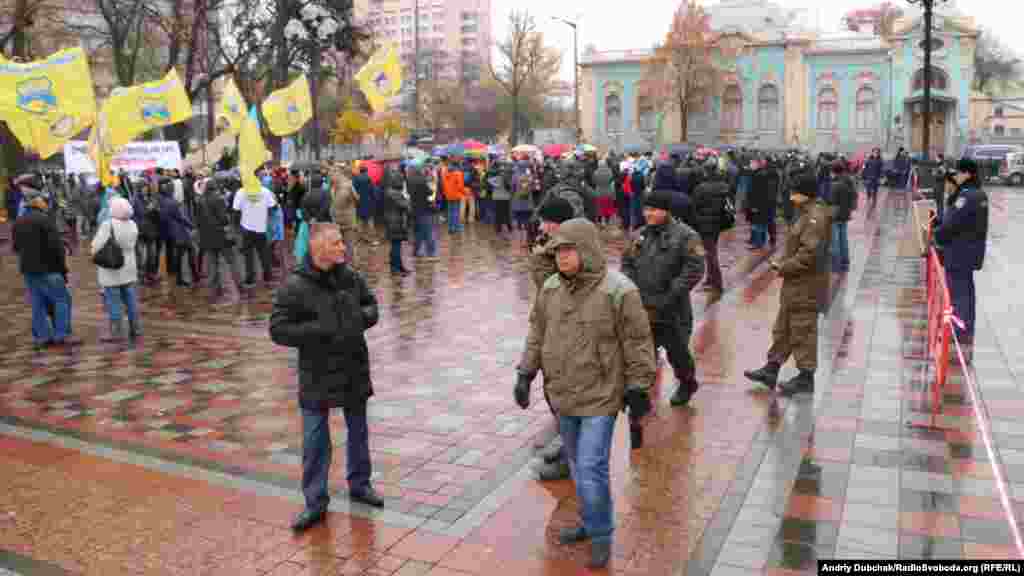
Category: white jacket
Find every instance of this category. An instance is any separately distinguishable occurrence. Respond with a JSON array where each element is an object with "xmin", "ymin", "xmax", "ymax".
[{"xmin": 90, "ymin": 217, "xmax": 139, "ymax": 287}]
